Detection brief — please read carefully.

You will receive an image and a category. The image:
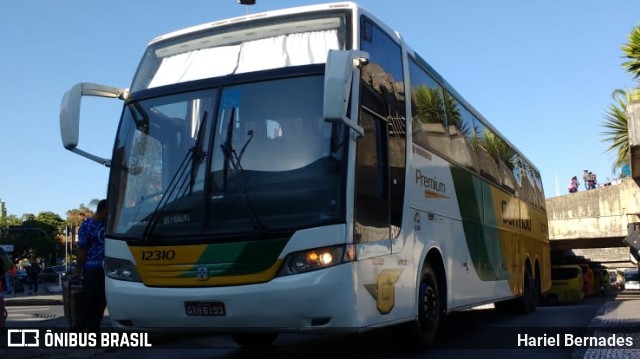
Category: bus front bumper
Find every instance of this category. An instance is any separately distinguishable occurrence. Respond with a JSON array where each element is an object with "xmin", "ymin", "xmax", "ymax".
[{"xmin": 105, "ymin": 263, "xmax": 359, "ymax": 333}]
